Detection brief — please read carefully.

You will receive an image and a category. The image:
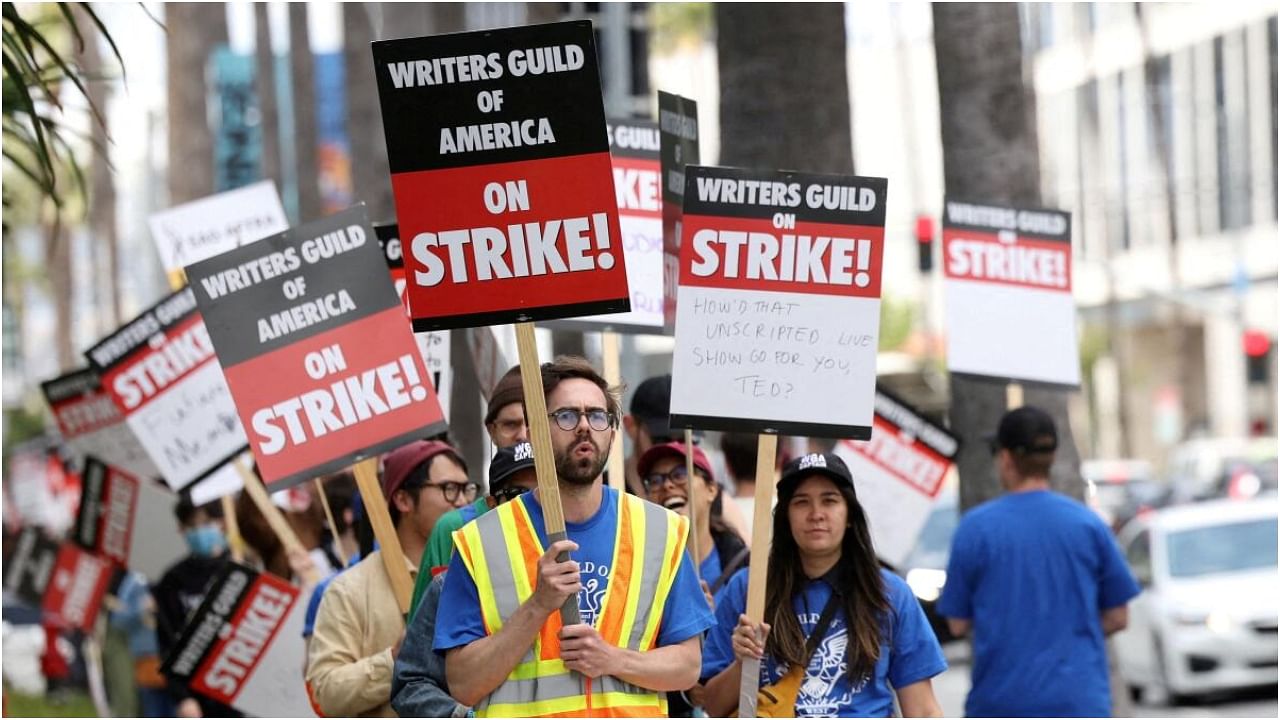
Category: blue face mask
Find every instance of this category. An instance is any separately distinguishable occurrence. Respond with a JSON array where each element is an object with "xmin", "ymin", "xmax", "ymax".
[{"xmin": 185, "ymin": 525, "xmax": 226, "ymax": 557}]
